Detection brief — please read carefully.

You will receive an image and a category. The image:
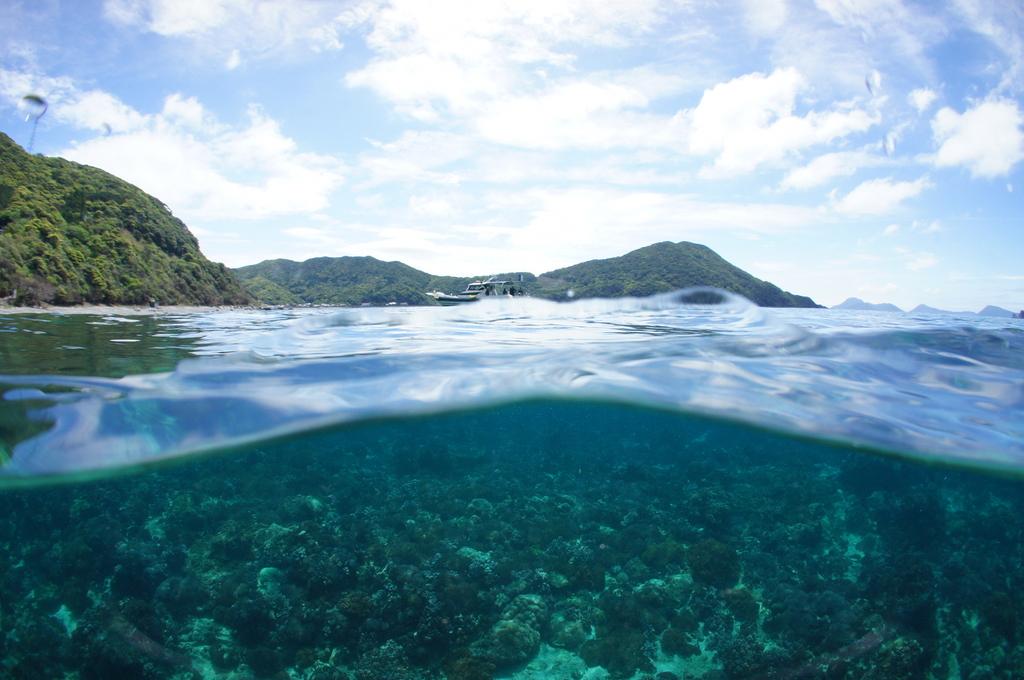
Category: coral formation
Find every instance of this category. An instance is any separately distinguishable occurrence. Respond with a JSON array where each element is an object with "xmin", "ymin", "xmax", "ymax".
[{"xmin": 1, "ymin": 402, "xmax": 1023, "ymax": 678}]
